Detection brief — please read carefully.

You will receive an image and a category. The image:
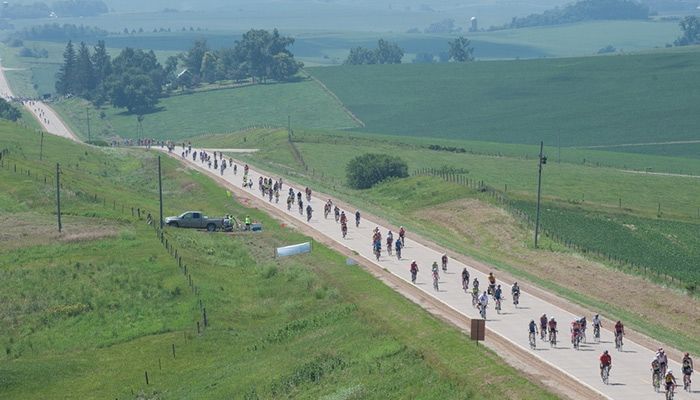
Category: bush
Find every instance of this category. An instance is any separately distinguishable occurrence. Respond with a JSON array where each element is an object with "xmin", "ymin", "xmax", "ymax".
[{"xmin": 346, "ymin": 153, "xmax": 409, "ymax": 189}]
